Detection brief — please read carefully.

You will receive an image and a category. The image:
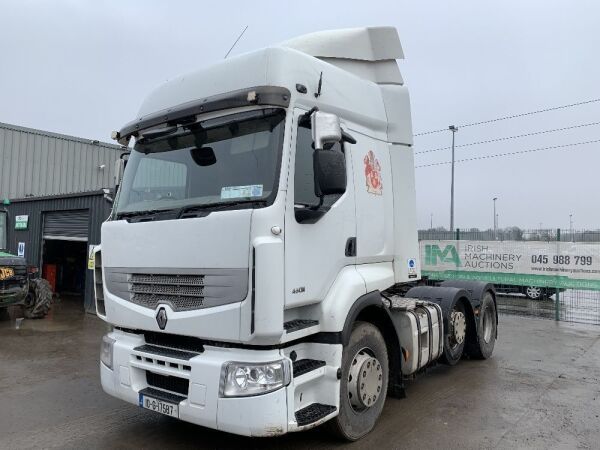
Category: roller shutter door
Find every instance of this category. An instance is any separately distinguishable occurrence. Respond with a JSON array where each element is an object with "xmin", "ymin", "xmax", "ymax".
[{"xmin": 43, "ymin": 209, "xmax": 89, "ymax": 241}]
